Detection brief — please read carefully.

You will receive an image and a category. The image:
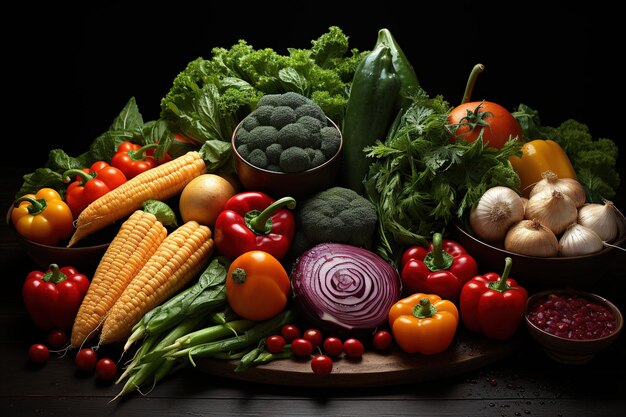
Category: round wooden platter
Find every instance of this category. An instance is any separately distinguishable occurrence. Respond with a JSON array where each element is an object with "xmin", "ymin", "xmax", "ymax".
[{"xmin": 196, "ymin": 329, "xmax": 519, "ymax": 388}]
